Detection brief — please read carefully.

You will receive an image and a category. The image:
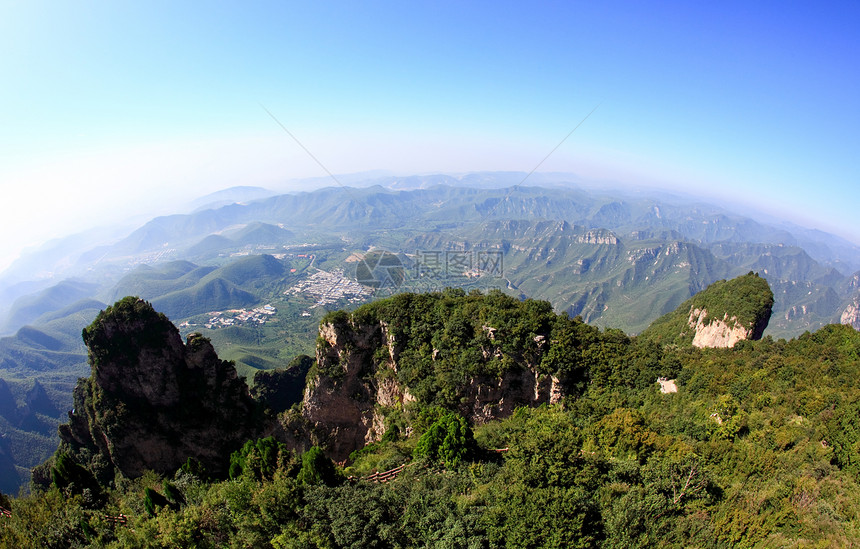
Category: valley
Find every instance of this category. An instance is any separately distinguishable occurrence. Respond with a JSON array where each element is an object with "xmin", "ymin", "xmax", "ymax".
[{"xmin": 0, "ymin": 176, "xmax": 859, "ymax": 494}]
